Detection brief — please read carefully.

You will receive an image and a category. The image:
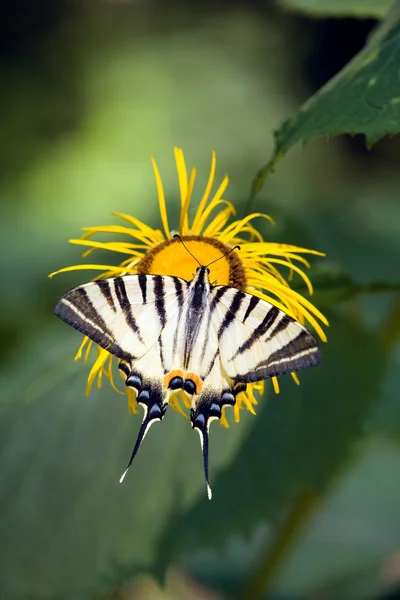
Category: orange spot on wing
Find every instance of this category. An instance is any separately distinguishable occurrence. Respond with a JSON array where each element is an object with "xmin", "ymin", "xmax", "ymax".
[
  {"xmin": 185, "ymin": 372, "xmax": 204, "ymax": 395},
  {"xmin": 163, "ymin": 369, "xmax": 184, "ymax": 389}
]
